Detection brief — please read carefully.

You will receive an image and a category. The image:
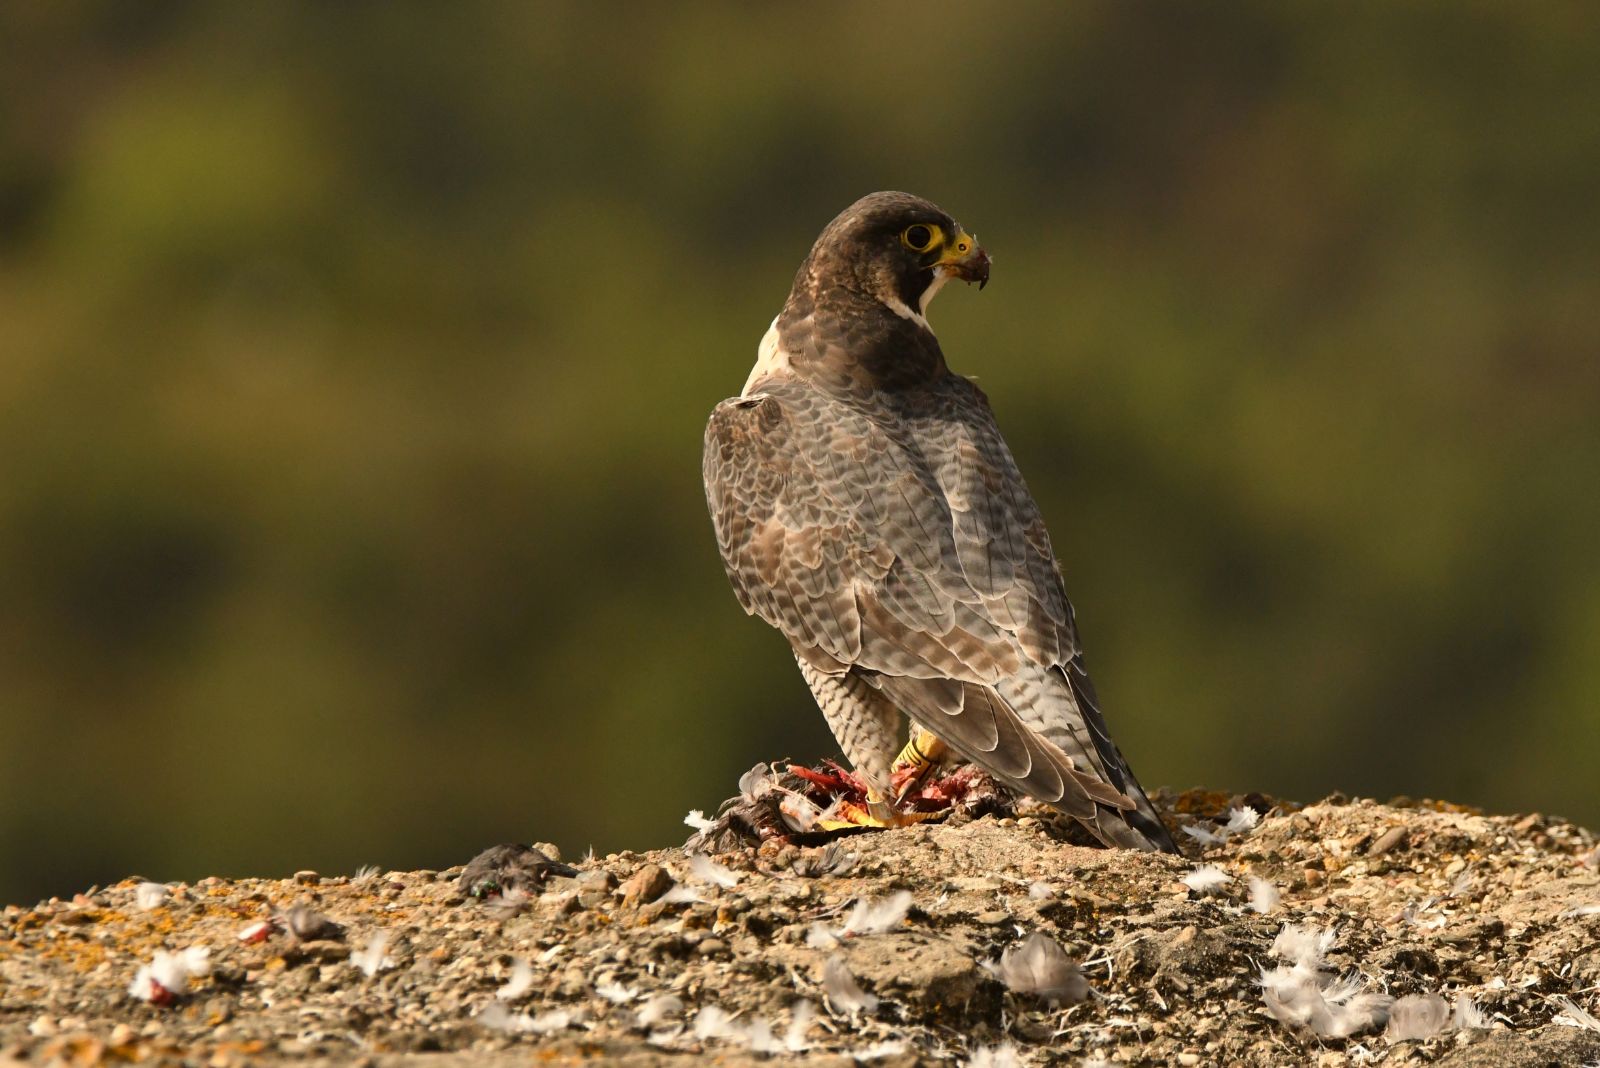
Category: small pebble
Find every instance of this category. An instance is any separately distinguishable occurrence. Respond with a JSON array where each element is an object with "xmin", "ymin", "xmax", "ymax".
[
  {"xmin": 1368, "ymin": 826, "xmax": 1409, "ymax": 856},
  {"xmin": 619, "ymin": 864, "xmax": 673, "ymax": 909},
  {"xmin": 577, "ymin": 869, "xmax": 617, "ymax": 893},
  {"xmin": 293, "ymin": 871, "xmax": 320, "ymax": 885}
]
